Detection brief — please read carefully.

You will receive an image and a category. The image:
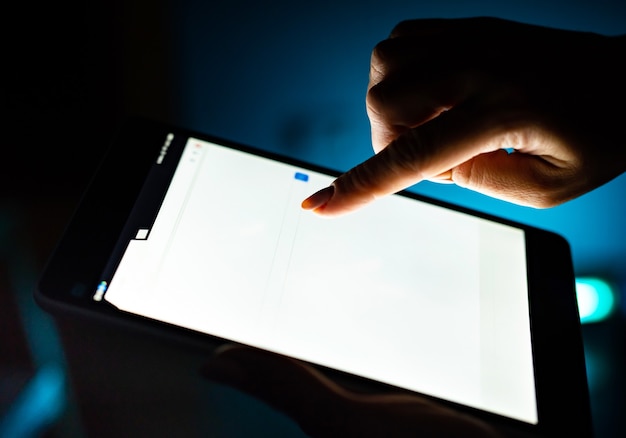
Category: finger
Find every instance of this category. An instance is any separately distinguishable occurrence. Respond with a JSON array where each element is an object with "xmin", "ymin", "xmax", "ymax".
[
  {"xmin": 368, "ymin": 36, "xmax": 433, "ymax": 87},
  {"xmin": 202, "ymin": 346, "xmax": 502, "ymax": 438},
  {"xmin": 201, "ymin": 345, "xmax": 350, "ymax": 434},
  {"xmin": 371, "ymin": 17, "xmax": 508, "ymax": 90},
  {"xmin": 303, "ymin": 105, "xmax": 507, "ymax": 216},
  {"xmin": 426, "ymin": 169, "xmax": 455, "ymax": 184},
  {"xmin": 367, "ymin": 18, "xmax": 532, "ymax": 153},
  {"xmin": 367, "ymin": 32, "xmax": 457, "ymax": 152},
  {"xmin": 367, "ymin": 69, "xmax": 470, "ymax": 152},
  {"xmin": 303, "ymin": 102, "xmax": 568, "ymax": 215},
  {"xmin": 367, "ymin": 35, "xmax": 484, "ymax": 152},
  {"xmin": 372, "ymin": 17, "xmax": 499, "ymax": 85},
  {"xmin": 202, "ymin": 344, "xmax": 347, "ymax": 397}
]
